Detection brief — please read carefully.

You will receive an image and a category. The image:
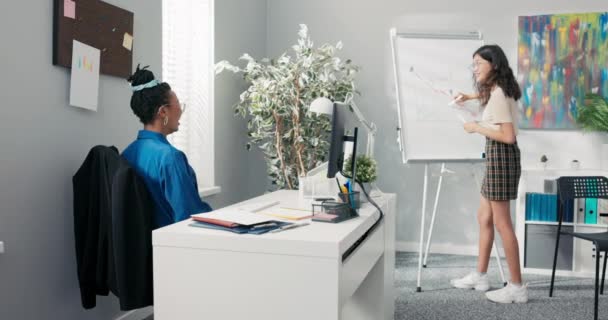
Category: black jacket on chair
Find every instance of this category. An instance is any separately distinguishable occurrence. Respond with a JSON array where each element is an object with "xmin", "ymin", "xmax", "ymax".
[
  {"xmin": 111, "ymin": 163, "xmax": 154, "ymax": 310},
  {"xmin": 73, "ymin": 145, "xmax": 154, "ymax": 310}
]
